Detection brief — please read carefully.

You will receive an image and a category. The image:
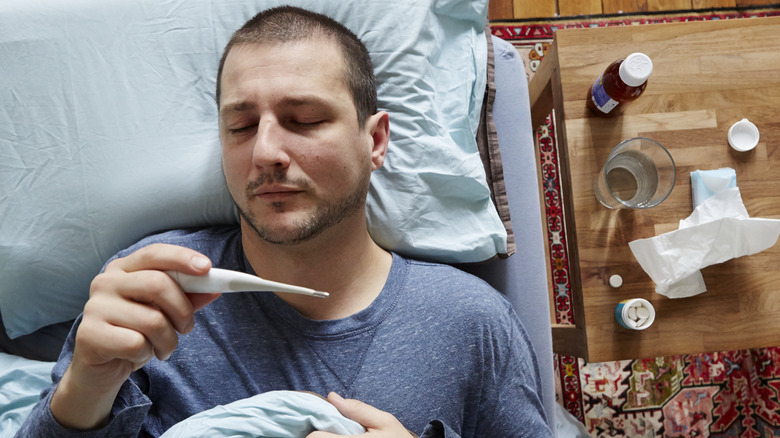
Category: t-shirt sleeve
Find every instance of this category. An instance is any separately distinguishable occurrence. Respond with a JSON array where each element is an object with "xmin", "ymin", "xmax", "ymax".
[
  {"xmin": 416, "ymin": 304, "xmax": 553, "ymax": 438},
  {"xmin": 417, "ymin": 294, "xmax": 553, "ymax": 438},
  {"xmin": 475, "ymin": 302, "xmax": 553, "ymax": 436}
]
